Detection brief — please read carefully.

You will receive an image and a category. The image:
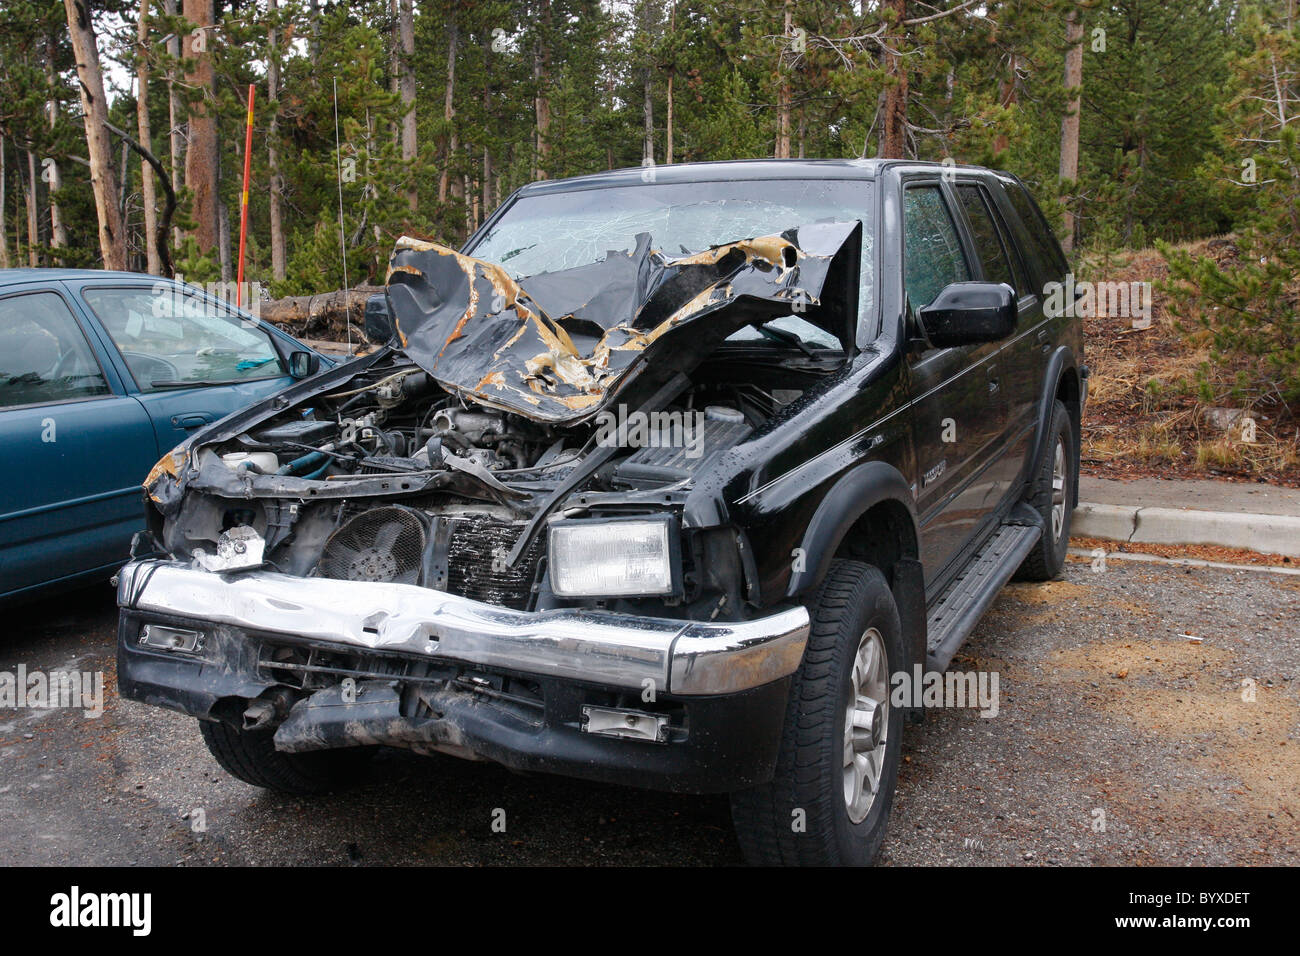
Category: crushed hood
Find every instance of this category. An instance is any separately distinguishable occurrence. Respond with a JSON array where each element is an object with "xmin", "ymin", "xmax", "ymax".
[{"xmin": 384, "ymin": 220, "xmax": 861, "ymax": 424}]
